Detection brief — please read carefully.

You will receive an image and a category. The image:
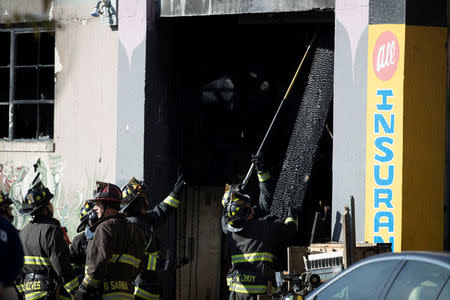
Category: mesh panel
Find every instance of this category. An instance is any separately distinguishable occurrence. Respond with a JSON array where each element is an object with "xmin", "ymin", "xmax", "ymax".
[{"xmin": 271, "ymin": 30, "xmax": 334, "ymax": 220}]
